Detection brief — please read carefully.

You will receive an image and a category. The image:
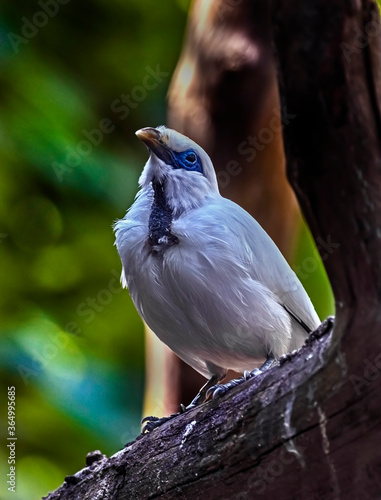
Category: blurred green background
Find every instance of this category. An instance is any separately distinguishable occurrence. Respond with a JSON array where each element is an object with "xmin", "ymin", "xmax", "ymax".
[{"xmin": 0, "ymin": 1, "xmax": 333, "ymax": 499}]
